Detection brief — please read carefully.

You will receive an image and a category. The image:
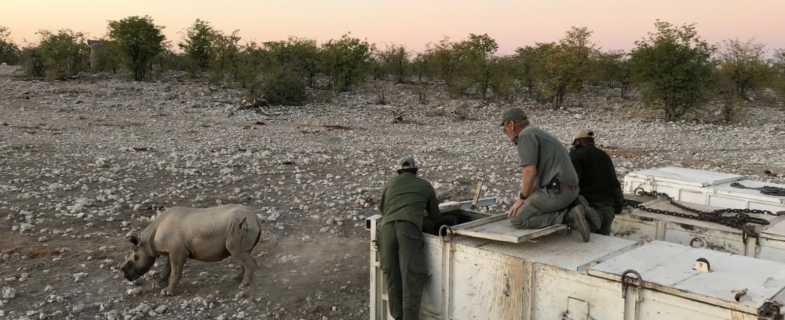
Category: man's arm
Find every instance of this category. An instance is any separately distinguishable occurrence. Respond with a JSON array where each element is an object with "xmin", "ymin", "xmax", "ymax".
[
  {"xmin": 426, "ymin": 185, "xmax": 441, "ymax": 221},
  {"xmin": 521, "ymin": 165, "xmax": 537, "ymax": 197},
  {"xmin": 508, "ymin": 165, "xmax": 537, "ymax": 218}
]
